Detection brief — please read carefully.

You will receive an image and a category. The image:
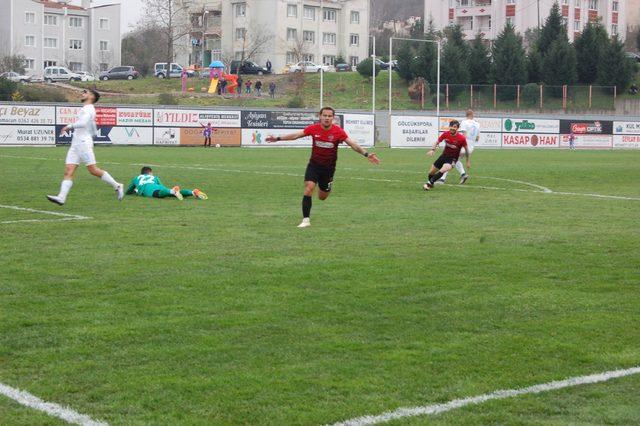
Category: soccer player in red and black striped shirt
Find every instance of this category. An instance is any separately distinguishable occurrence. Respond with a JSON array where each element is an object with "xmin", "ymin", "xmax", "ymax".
[
  {"xmin": 423, "ymin": 120, "xmax": 471, "ymax": 191},
  {"xmin": 266, "ymin": 107, "xmax": 380, "ymax": 228}
]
